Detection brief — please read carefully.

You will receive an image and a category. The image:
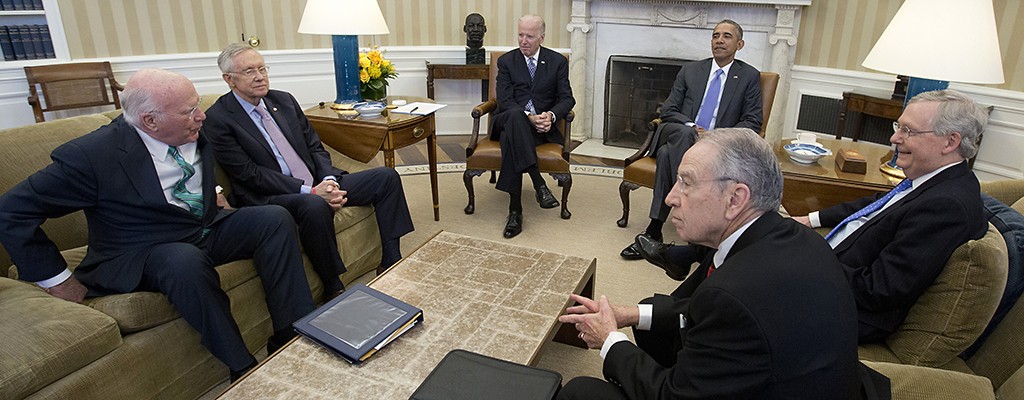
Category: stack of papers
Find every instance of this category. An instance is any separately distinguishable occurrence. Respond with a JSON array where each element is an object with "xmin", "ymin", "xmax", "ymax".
[{"xmin": 392, "ymin": 102, "xmax": 447, "ymax": 115}]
